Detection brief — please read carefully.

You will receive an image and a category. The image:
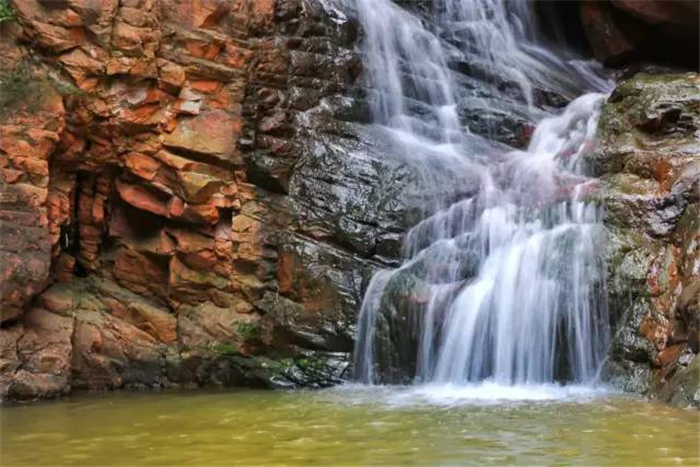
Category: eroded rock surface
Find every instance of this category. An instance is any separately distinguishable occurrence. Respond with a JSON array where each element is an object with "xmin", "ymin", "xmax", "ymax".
[
  {"xmin": 0, "ymin": 0, "xmax": 390, "ymax": 401},
  {"xmin": 590, "ymin": 73, "xmax": 700, "ymax": 408},
  {"xmin": 0, "ymin": 0, "xmax": 553, "ymax": 401}
]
